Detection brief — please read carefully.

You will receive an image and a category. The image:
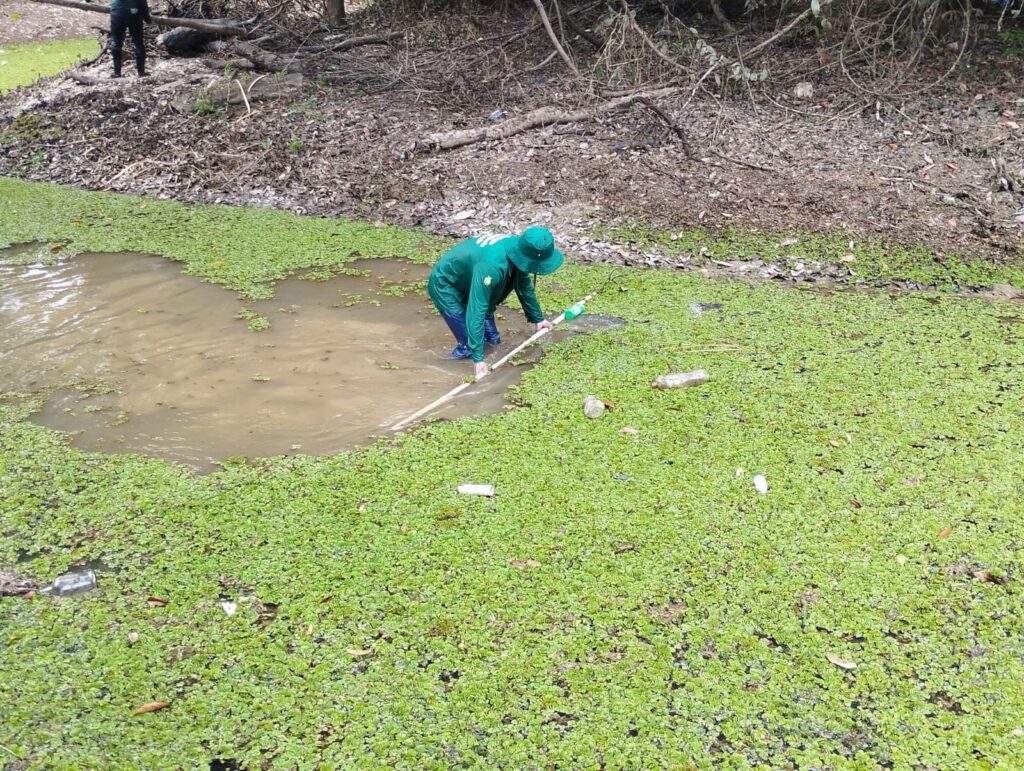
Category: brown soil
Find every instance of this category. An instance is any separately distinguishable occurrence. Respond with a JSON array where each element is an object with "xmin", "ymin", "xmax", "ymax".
[
  {"xmin": 1, "ymin": 8, "xmax": 1021, "ymax": 276},
  {"xmin": 0, "ymin": 0, "xmax": 100, "ymax": 44}
]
